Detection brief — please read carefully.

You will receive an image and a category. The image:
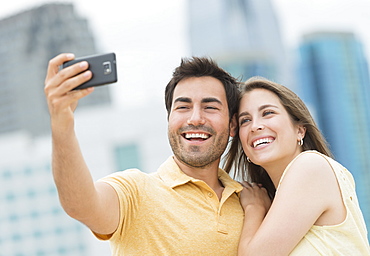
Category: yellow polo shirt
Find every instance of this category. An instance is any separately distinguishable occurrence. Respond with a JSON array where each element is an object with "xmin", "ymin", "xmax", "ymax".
[{"xmin": 95, "ymin": 156, "xmax": 244, "ymax": 255}]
